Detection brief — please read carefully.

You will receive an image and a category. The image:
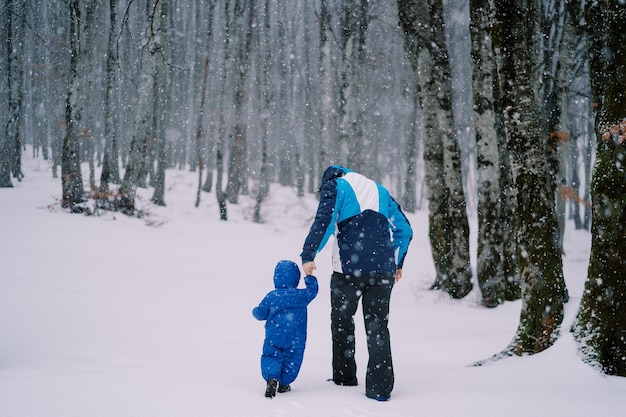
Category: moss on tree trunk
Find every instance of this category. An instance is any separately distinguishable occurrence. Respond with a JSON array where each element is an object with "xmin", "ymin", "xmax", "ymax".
[{"xmin": 572, "ymin": 128, "xmax": 626, "ymax": 375}]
